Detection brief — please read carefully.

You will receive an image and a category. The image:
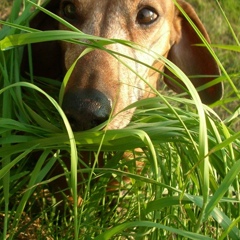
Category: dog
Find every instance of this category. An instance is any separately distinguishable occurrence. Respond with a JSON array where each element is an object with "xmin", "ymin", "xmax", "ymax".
[
  {"xmin": 21, "ymin": 0, "xmax": 223, "ymax": 205},
  {"xmin": 22, "ymin": 0, "xmax": 223, "ymax": 132}
]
